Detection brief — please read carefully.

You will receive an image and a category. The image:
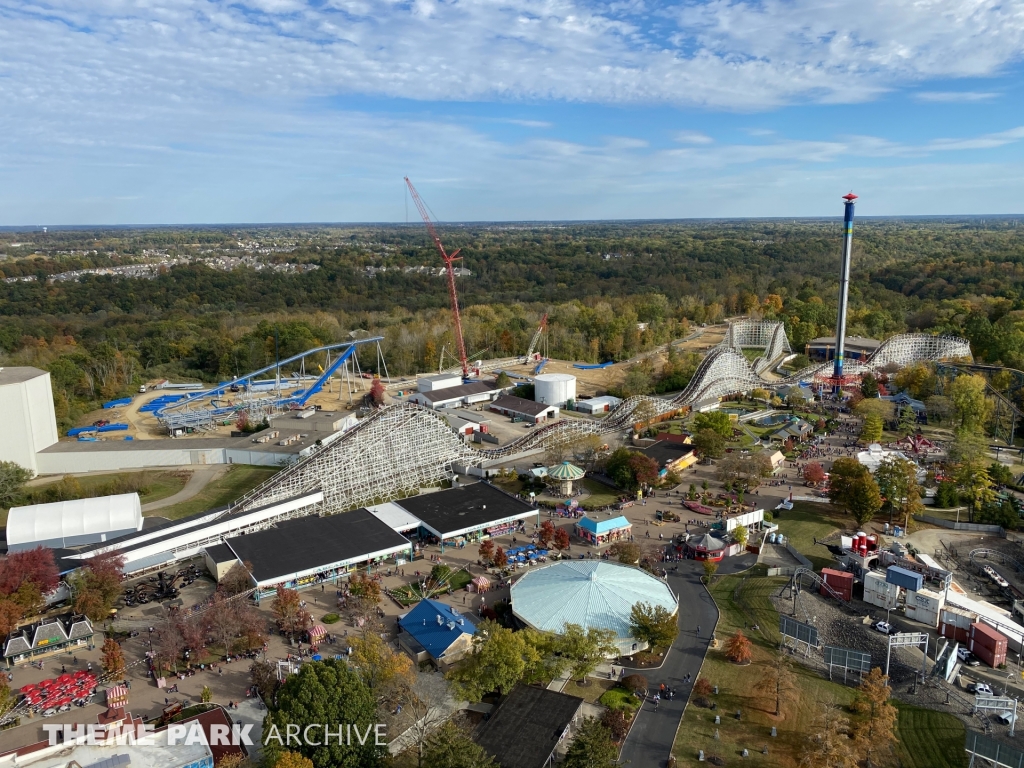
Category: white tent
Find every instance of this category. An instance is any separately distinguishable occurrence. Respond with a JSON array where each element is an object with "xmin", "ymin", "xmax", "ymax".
[{"xmin": 6, "ymin": 493, "xmax": 143, "ymax": 551}]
